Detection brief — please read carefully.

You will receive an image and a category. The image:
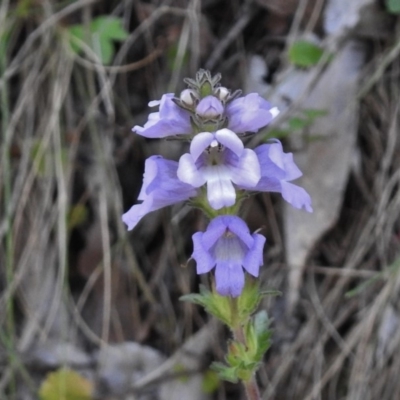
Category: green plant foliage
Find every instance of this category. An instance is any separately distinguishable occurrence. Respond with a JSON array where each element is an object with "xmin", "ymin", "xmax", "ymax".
[
  {"xmin": 288, "ymin": 40, "xmax": 325, "ymax": 67},
  {"xmin": 180, "ymin": 285, "xmax": 233, "ymax": 327},
  {"xmin": 386, "ymin": 0, "xmax": 400, "ymax": 13},
  {"xmin": 67, "ymin": 16, "xmax": 128, "ymax": 64},
  {"xmin": 38, "ymin": 368, "xmax": 93, "ymax": 400},
  {"xmin": 263, "ymin": 108, "xmax": 328, "ymax": 142},
  {"xmin": 201, "ymin": 369, "xmax": 220, "ymax": 393},
  {"xmin": 211, "ymin": 311, "xmax": 272, "ymax": 383}
]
